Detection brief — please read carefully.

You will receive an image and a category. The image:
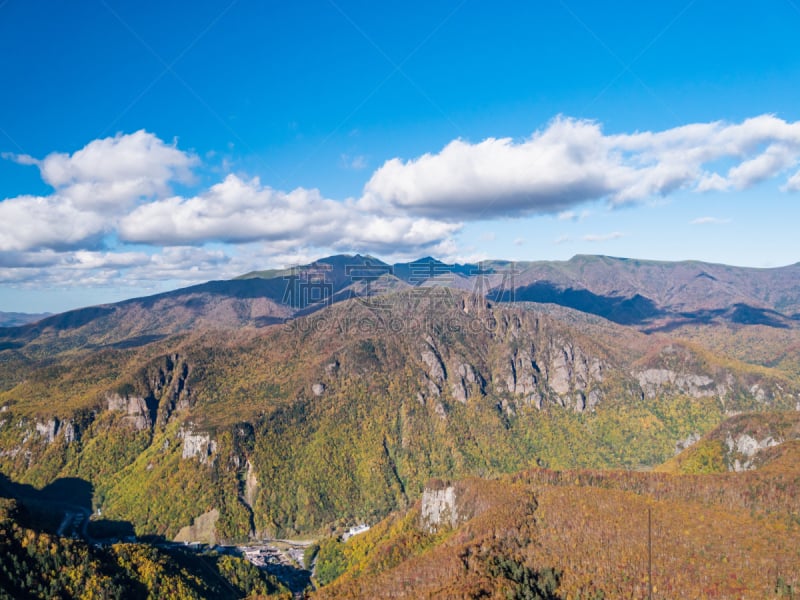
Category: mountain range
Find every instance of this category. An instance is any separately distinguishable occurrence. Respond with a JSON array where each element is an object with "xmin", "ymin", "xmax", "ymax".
[
  {"xmin": 1, "ymin": 253, "xmax": 799, "ymax": 597},
  {"xmin": 2, "ymin": 254, "xmax": 798, "ymax": 359}
]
